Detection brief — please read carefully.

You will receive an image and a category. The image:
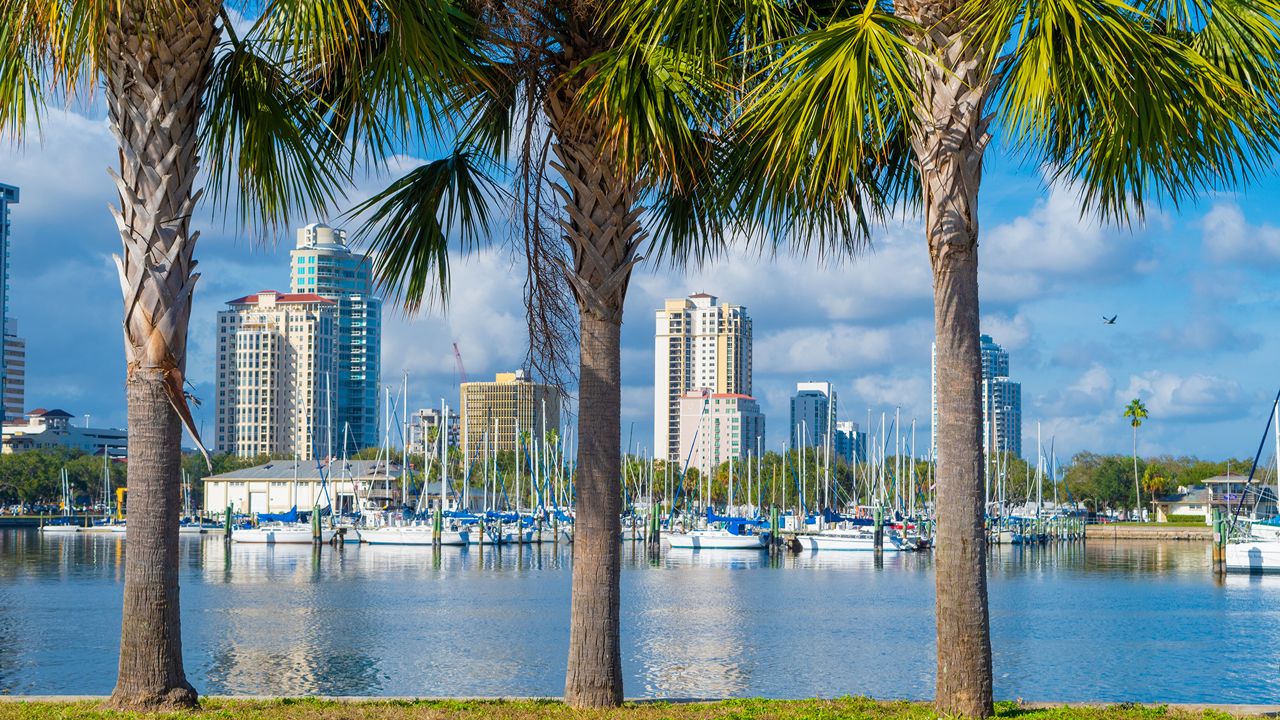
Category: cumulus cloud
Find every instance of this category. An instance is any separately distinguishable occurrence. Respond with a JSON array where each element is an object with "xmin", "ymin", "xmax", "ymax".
[
  {"xmin": 1202, "ymin": 201, "xmax": 1280, "ymax": 266},
  {"xmin": 982, "ymin": 181, "xmax": 1156, "ymax": 301},
  {"xmin": 1119, "ymin": 370, "xmax": 1251, "ymax": 422}
]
